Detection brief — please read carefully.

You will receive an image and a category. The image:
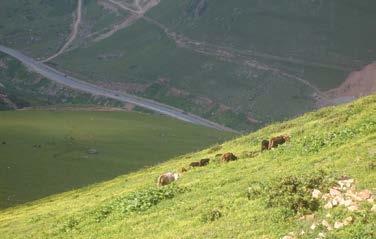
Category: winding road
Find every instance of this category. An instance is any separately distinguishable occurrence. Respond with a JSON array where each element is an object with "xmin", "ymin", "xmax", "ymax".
[{"xmin": 0, "ymin": 45, "xmax": 239, "ymax": 133}]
